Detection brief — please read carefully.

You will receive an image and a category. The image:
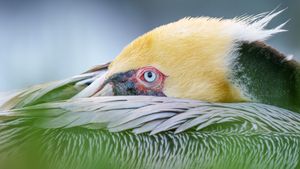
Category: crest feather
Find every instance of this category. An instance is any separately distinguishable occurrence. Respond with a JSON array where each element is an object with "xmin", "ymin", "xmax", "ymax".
[{"xmin": 230, "ymin": 9, "xmax": 288, "ymax": 42}]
